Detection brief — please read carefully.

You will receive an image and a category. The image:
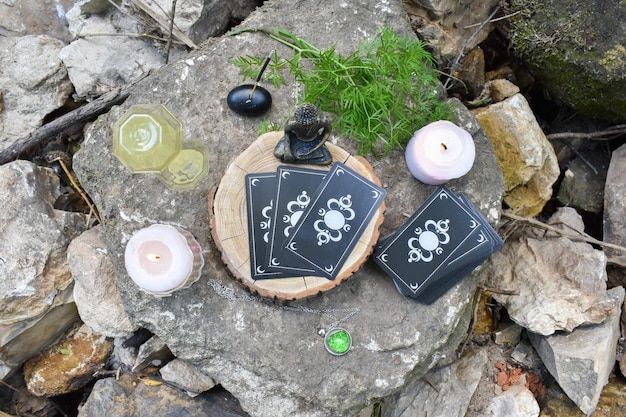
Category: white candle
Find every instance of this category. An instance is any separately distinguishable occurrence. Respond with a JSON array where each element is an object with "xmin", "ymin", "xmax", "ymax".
[
  {"xmin": 405, "ymin": 120, "xmax": 476, "ymax": 185},
  {"xmin": 125, "ymin": 224, "xmax": 204, "ymax": 296}
]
